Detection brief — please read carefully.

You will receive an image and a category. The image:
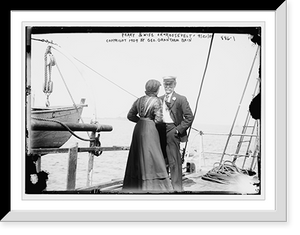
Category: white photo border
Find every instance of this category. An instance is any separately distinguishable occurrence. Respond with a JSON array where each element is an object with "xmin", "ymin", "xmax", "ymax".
[{"xmin": 5, "ymin": 3, "xmax": 287, "ymax": 221}]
